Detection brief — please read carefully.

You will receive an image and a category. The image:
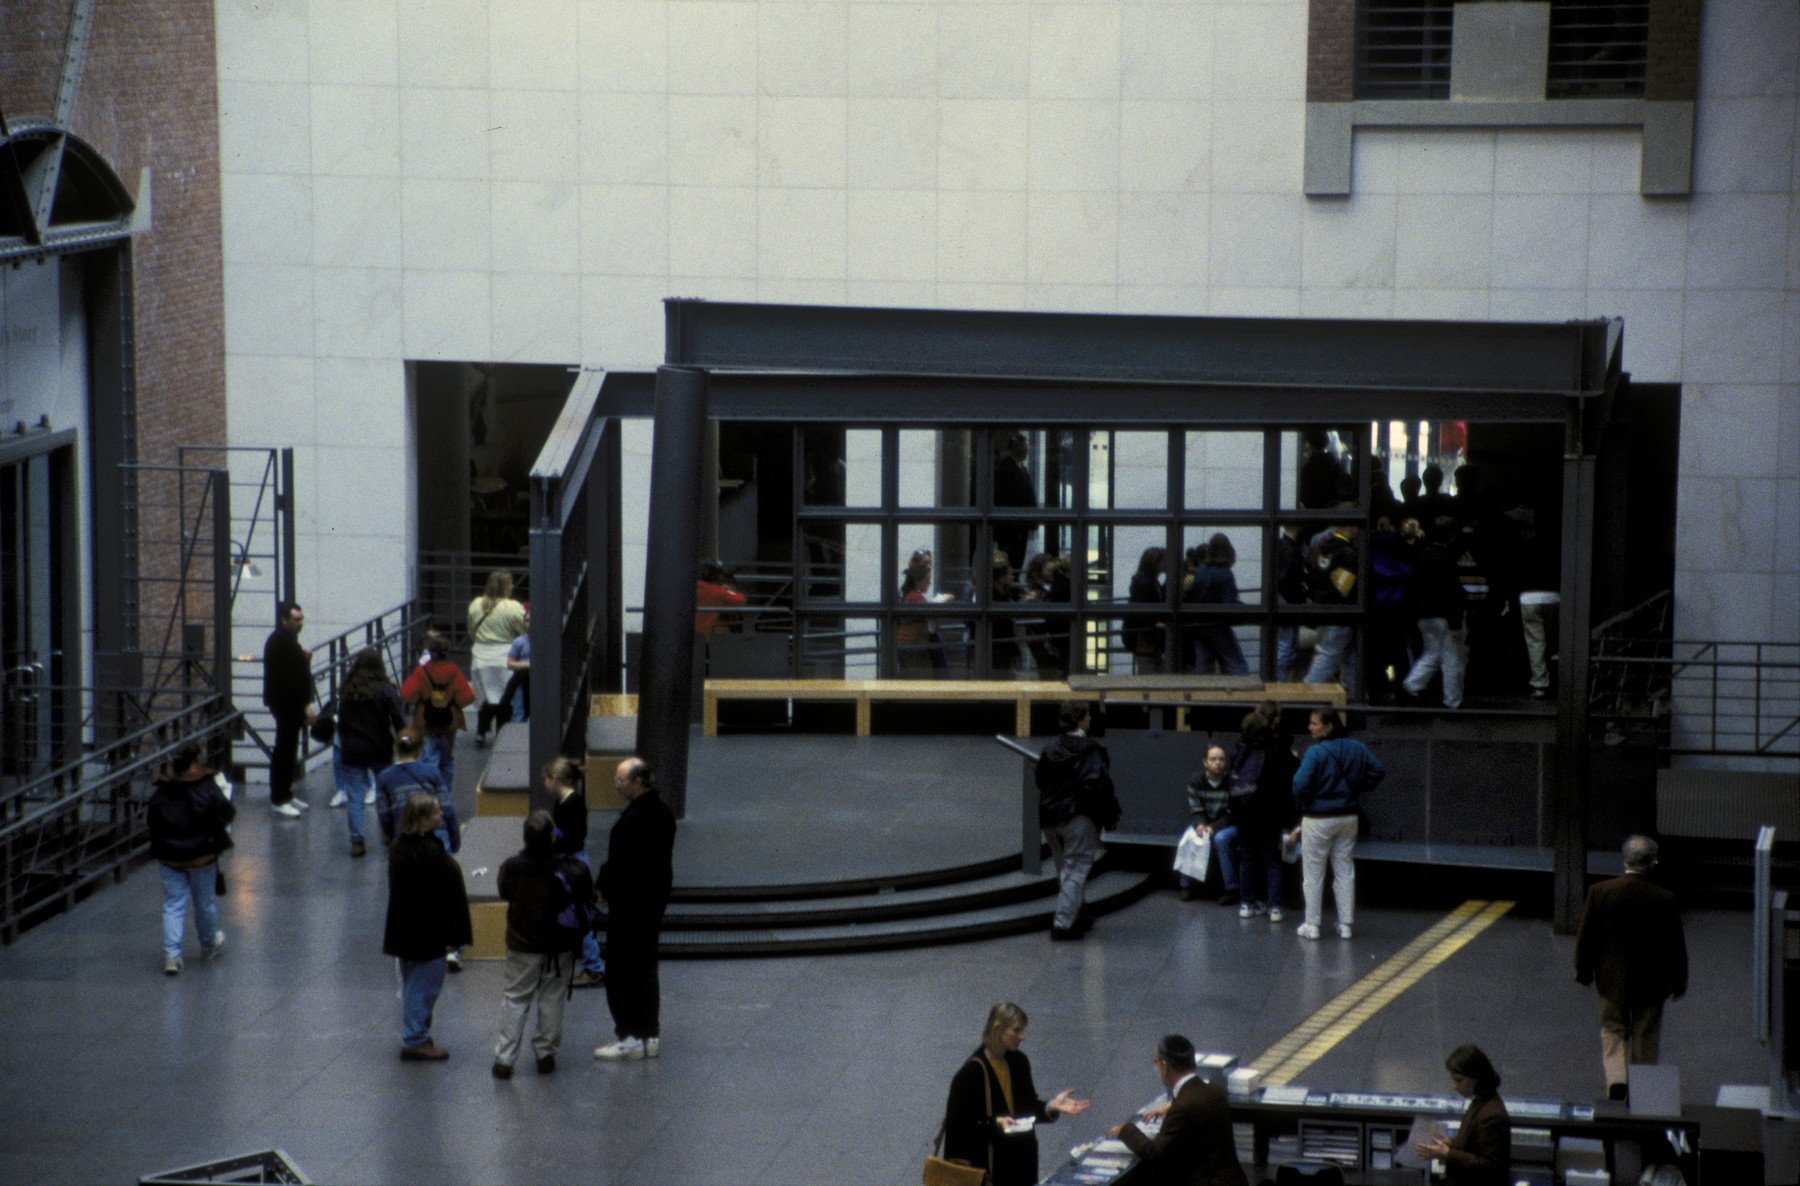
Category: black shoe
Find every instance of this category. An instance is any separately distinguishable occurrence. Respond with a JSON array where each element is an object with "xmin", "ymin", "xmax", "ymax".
[
  {"xmin": 1178, "ymin": 886, "xmax": 1203, "ymax": 902},
  {"xmin": 492, "ymin": 1061, "xmax": 513, "ymax": 1080},
  {"xmin": 1049, "ymin": 926, "xmax": 1084, "ymax": 942},
  {"xmin": 1607, "ymin": 1082, "xmax": 1627, "ymax": 1101},
  {"xmin": 537, "ymin": 1054, "xmax": 556, "ymax": 1074},
  {"xmin": 1218, "ymin": 891, "xmax": 1241, "ymax": 907},
  {"xmin": 570, "ymin": 969, "xmax": 605, "ymax": 989}
]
